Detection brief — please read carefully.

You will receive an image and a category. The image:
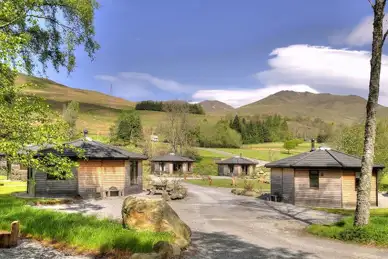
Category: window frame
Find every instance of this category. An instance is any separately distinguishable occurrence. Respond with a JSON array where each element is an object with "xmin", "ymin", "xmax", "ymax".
[
  {"xmin": 130, "ymin": 161, "xmax": 138, "ymax": 185},
  {"xmin": 309, "ymin": 170, "xmax": 319, "ymax": 189}
]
